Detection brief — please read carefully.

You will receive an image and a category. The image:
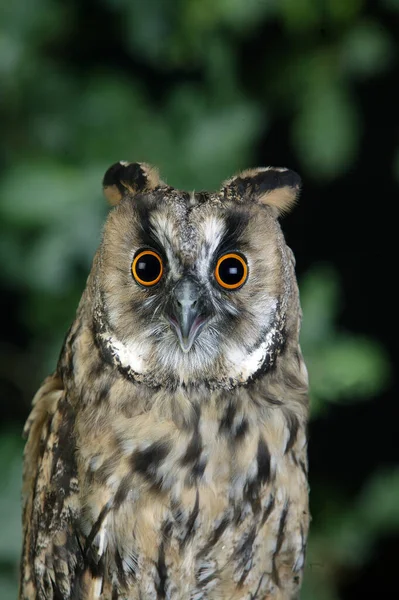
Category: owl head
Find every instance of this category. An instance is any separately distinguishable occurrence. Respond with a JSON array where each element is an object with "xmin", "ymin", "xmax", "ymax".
[{"xmin": 91, "ymin": 161, "xmax": 302, "ymax": 390}]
